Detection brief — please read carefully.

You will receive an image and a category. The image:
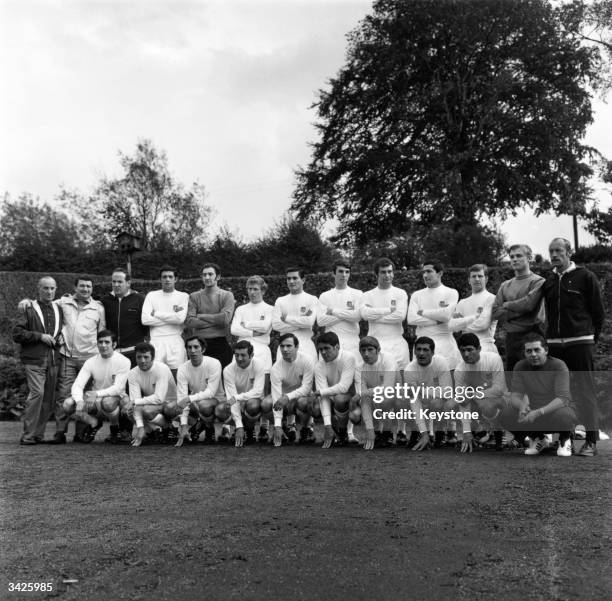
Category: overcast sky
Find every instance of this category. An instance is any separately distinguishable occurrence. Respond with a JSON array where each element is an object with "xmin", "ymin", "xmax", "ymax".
[{"xmin": 2, "ymin": 0, "xmax": 611, "ymax": 257}]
